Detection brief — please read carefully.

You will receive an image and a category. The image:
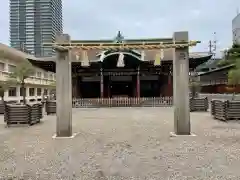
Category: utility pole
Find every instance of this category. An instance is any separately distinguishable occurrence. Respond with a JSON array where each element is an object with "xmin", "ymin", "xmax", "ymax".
[
  {"xmin": 209, "ymin": 32, "xmax": 217, "ymax": 61},
  {"xmin": 208, "ymin": 40, "xmax": 212, "ymax": 54},
  {"xmin": 206, "ymin": 32, "xmax": 217, "ymax": 70}
]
